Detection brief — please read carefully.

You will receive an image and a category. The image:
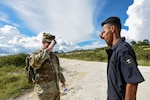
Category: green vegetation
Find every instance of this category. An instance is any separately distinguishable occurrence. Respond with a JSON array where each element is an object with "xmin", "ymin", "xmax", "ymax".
[
  {"xmin": 0, "ymin": 53, "xmax": 28, "ymax": 67},
  {"xmin": 132, "ymin": 45, "xmax": 150, "ymax": 66},
  {"xmin": 0, "ymin": 40, "xmax": 150, "ymax": 100},
  {"xmin": 58, "ymin": 47, "xmax": 108, "ymax": 62},
  {"xmin": 0, "ymin": 54, "xmax": 32, "ymax": 100},
  {"xmin": 58, "ymin": 40, "xmax": 150, "ymax": 66}
]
